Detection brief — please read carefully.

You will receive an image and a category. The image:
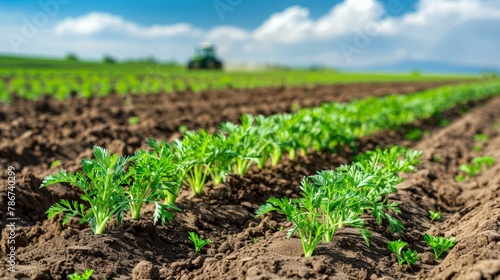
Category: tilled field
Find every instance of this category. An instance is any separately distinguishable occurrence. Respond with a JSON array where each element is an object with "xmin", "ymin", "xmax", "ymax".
[
  {"xmin": 0, "ymin": 81, "xmax": 452, "ymax": 177},
  {"xmin": 1, "ymin": 81, "xmax": 499, "ymax": 279}
]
